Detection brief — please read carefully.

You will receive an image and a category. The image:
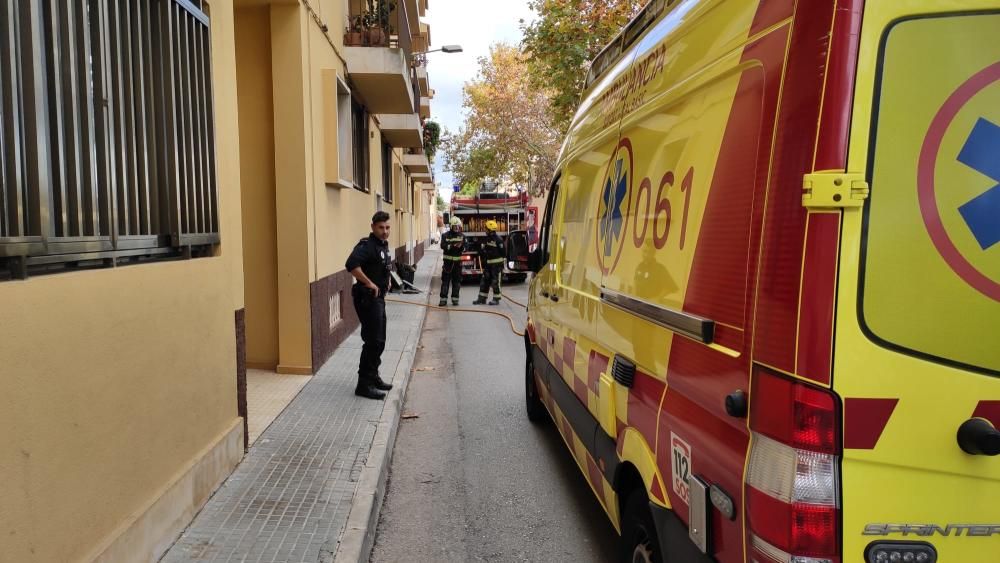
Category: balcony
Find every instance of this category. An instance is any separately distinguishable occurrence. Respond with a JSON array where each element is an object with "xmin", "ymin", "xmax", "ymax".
[
  {"xmin": 419, "ymin": 97, "xmax": 431, "ymax": 119},
  {"xmin": 402, "ymin": 153, "xmax": 431, "ymax": 174},
  {"xmin": 377, "ymin": 114, "xmax": 423, "ymax": 148},
  {"xmin": 344, "ymin": 48, "xmax": 415, "ymax": 114},
  {"xmin": 415, "ymin": 65, "xmax": 429, "ymax": 95},
  {"xmin": 411, "ymin": 172, "xmax": 433, "ymax": 183},
  {"xmin": 343, "ymin": 0, "xmax": 422, "ymax": 114}
]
